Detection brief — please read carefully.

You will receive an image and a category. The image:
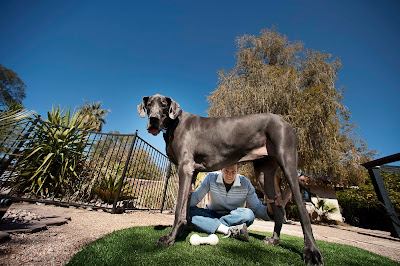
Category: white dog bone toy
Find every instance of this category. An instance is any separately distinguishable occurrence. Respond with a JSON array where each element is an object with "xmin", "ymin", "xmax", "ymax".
[{"xmin": 190, "ymin": 234, "xmax": 219, "ymax": 246}]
